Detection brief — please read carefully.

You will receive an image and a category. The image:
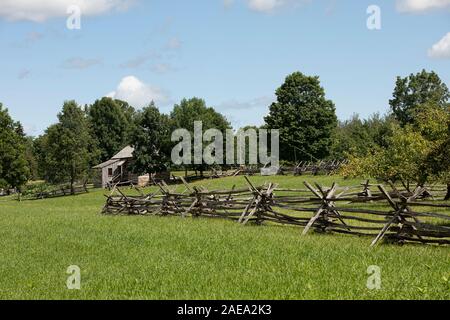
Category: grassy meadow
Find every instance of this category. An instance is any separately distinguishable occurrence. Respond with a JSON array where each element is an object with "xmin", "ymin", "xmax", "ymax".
[{"xmin": 0, "ymin": 175, "xmax": 449, "ymax": 300}]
